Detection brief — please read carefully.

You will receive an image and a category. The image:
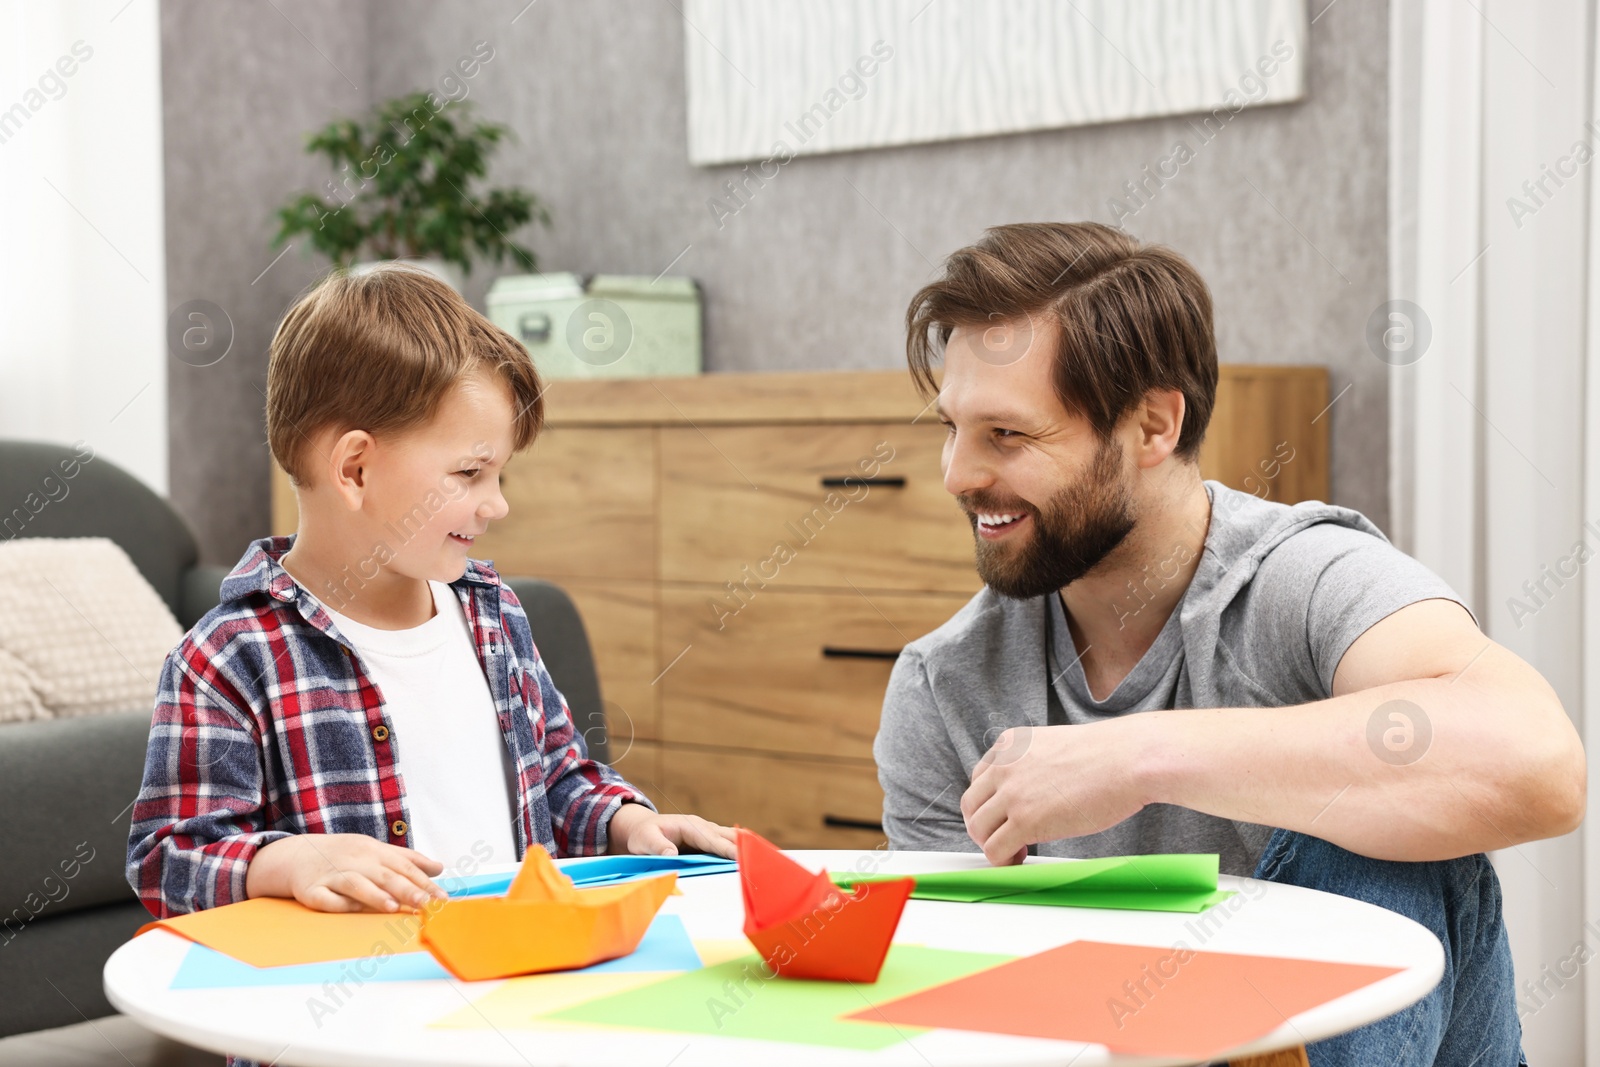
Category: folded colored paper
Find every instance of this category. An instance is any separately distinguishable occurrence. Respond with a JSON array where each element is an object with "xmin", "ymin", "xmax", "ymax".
[
  {"xmin": 834, "ymin": 853, "xmax": 1233, "ymax": 912},
  {"xmin": 419, "ymin": 846, "xmax": 676, "ymax": 981},
  {"xmin": 438, "ymin": 853, "xmax": 736, "ymax": 897},
  {"xmin": 738, "ymin": 827, "xmax": 913, "ymax": 983}
]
